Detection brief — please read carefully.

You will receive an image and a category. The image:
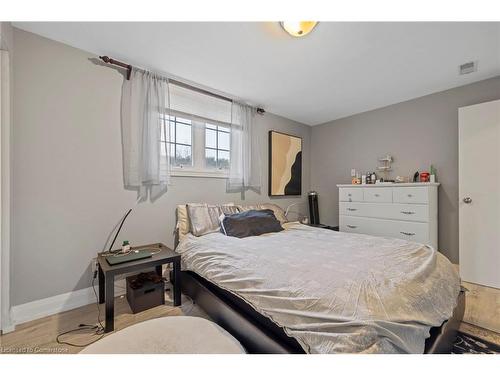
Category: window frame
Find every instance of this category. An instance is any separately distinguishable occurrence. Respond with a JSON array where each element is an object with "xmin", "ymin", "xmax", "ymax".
[
  {"xmin": 204, "ymin": 123, "xmax": 231, "ymax": 172},
  {"xmin": 164, "ymin": 115, "xmax": 194, "ymax": 169},
  {"xmin": 164, "ymin": 111, "xmax": 231, "ymax": 179}
]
